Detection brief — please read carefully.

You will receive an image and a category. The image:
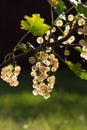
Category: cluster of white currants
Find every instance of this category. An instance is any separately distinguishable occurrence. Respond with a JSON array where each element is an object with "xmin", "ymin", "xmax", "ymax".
[
  {"xmin": 77, "ymin": 18, "xmax": 87, "ymax": 60},
  {"xmin": 80, "ymin": 46, "xmax": 87, "ymax": 60},
  {"xmin": 28, "ymin": 26, "xmax": 59, "ymax": 99},
  {"xmin": 56, "ymin": 15, "xmax": 86, "ymax": 45},
  {"xmin": 1, "ymin": 64, "xmax": 21, "ymax": 87},
  {"xmin": 79, "ymin": 39, "xmax": 87, "ymax": 60},
  {"xmin": 78, "ymin": 19, "xmax": 87, "ymax": 36},
  {"xmin": 56, "ymin": 14, "xmax": 76, "ymax": 45},
  {"xmin": 78, "ymin": 25, "xmax": 87, "ymax": 36},
  {"xmin": 36, "ymin": 26, "xmax": 56, "ymax": 44},
  {"xmin": 29, "ymin": 50, "xmax": 59, "ymax": 99}
]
